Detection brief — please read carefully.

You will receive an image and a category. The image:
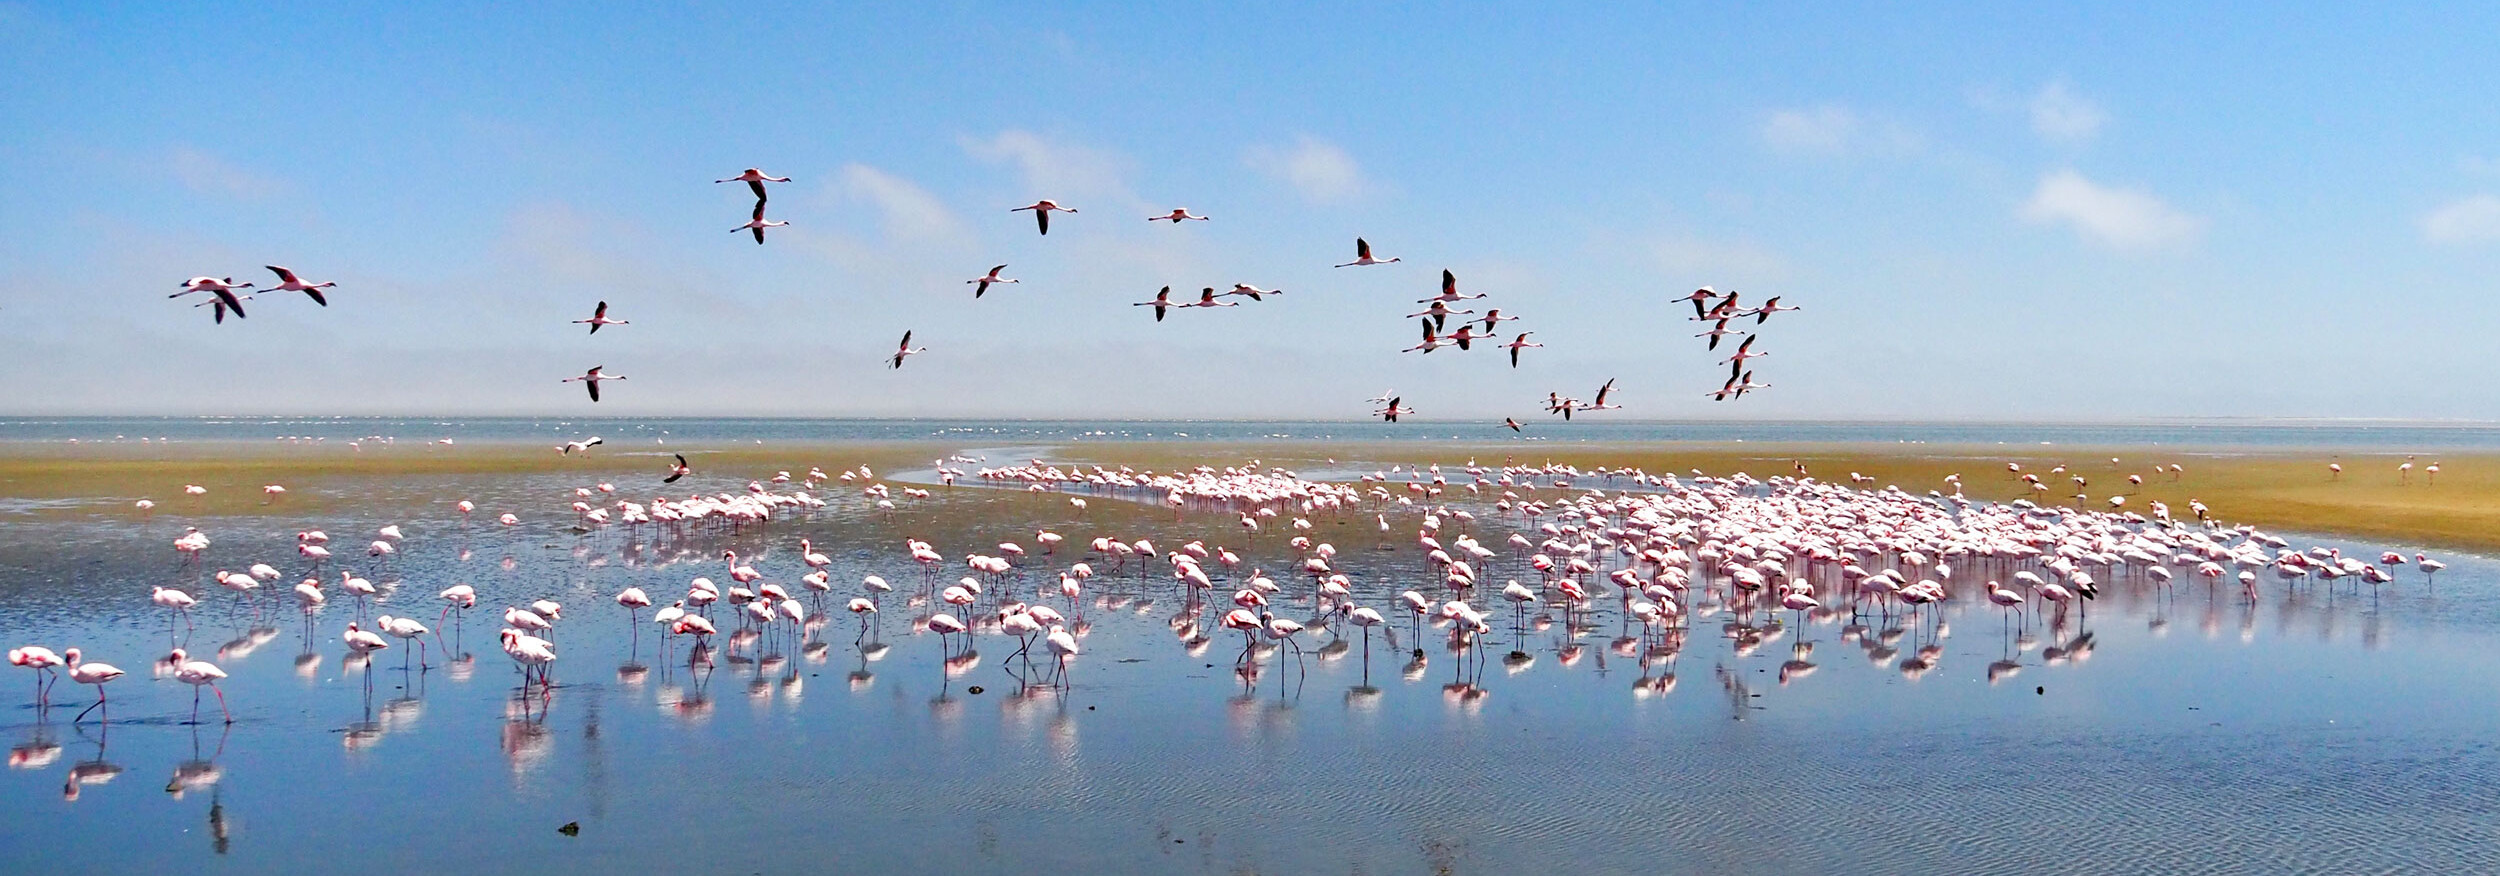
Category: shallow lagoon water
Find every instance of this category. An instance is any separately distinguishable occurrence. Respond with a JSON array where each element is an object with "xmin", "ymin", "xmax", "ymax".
[{"xmin": 1, "ymin": 446, "xmax": 2497, "ymax": 874}]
